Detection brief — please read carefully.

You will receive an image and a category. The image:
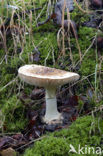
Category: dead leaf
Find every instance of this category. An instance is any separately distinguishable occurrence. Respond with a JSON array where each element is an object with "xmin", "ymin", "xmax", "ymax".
[
  {"xmin": 30, "ymin": 88, "xmax": 44, "ymax": 100},
  {"xmin": 0, "ymin": 148, "xmax": 16, "ymax": 156}
]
